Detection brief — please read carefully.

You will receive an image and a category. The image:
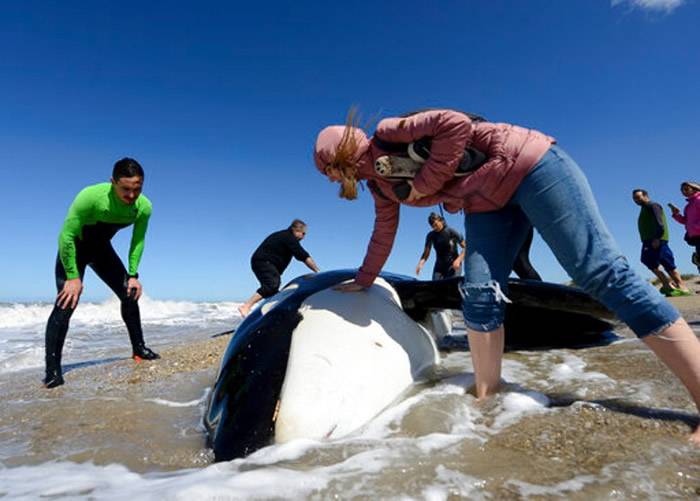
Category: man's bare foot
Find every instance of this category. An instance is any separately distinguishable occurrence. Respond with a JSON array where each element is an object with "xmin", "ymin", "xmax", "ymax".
[{"xmin": 238, "ymin": 304, "xmax": 251, "ymax": 318}]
